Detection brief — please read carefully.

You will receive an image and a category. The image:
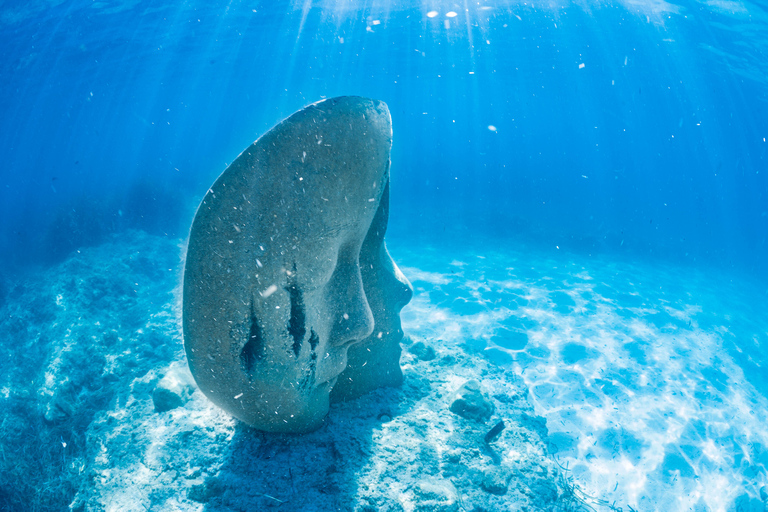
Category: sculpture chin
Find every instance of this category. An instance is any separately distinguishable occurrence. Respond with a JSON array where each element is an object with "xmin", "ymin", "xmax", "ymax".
[{"xmin": 247, "ymin": 388, "xmax": 331, "ymax": 434}]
